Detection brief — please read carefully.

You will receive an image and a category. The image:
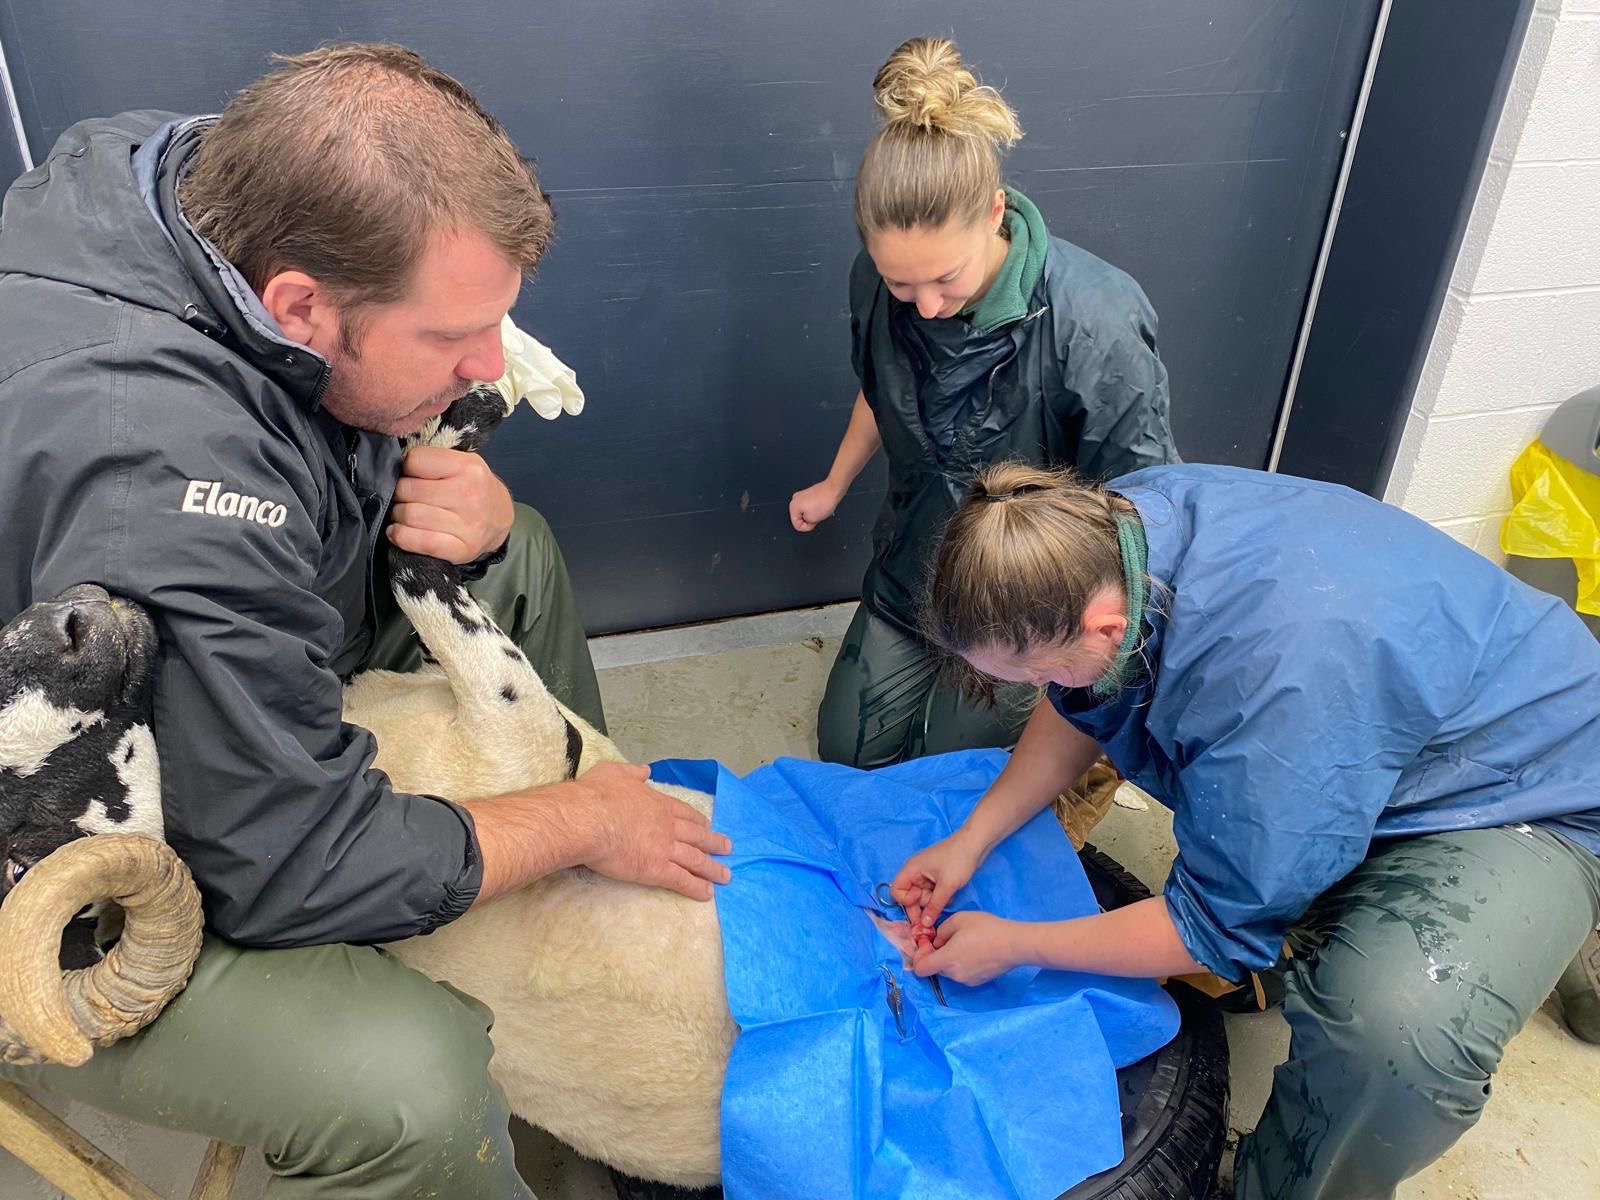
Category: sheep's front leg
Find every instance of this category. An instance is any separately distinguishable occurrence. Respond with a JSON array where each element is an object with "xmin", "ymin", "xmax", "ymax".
[
  {"xmin": 377, "ymin": 383, "xmax": 594, "ymax": 785},
  {"xmin": 386, "ymin": 549, "xmax": 579, "ymax": 777}
]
